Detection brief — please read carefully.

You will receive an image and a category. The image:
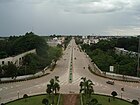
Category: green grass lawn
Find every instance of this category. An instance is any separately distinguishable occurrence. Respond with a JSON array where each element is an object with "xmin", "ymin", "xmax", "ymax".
[
  {"xmin": 6, "ymin": 94, "xmax": 59, "ymax": 105},
  {"xmin": 5, "ymin": 94, "xmax": 133, "ymax": 105},
  {"xmin": 81, "ymin": 94, "xmax": 133, "ymax": 105}
]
